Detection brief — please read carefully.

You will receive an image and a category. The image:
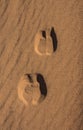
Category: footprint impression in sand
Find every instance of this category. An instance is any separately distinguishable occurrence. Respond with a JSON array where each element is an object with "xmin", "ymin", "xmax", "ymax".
[
  {"xmin": 17, "ymin": 74, "xmax": 47, "ymax": 106},
  {"xmin": 34, "ymin": 27, "xmax": 57, "ymax": 56}
]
